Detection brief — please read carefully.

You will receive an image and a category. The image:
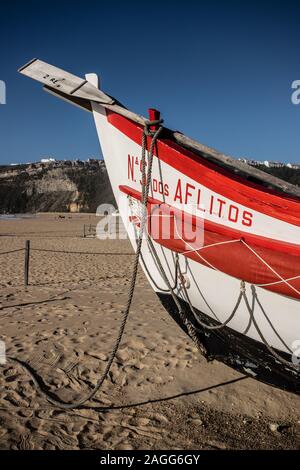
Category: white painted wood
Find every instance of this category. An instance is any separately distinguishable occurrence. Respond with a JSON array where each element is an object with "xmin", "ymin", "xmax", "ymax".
[
  {"xmin": 19, "ymin": 59, "xmax": 300, "ymax": 362},
  {"xmin": 19, "ymin": 59, "xmax": 113, "ymax": 104},
  {"xmin": 91, "ymin": 102, "xmax": 300, "ymax": 357},
  {"xmin": 19, "ymin": 58, "xmax": 300, "ymax": 197}
]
